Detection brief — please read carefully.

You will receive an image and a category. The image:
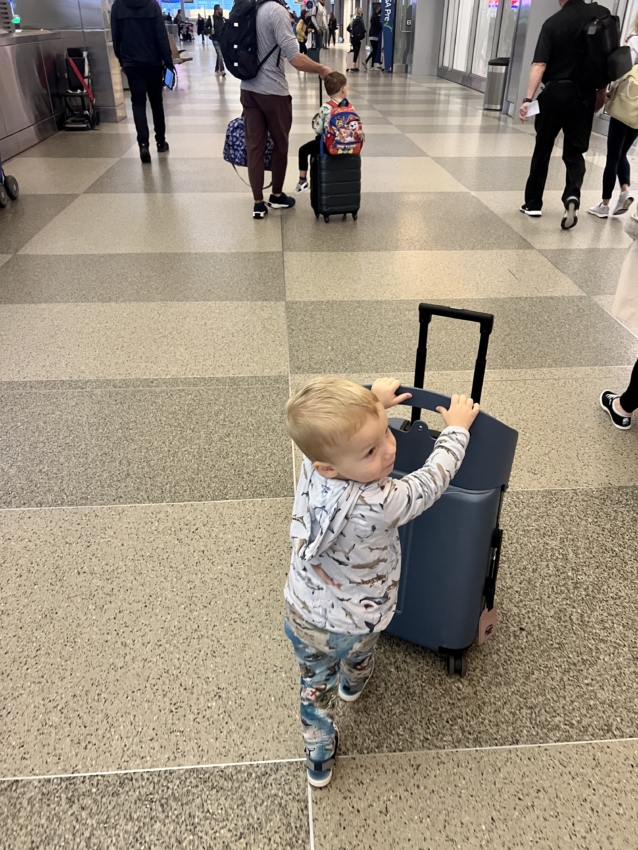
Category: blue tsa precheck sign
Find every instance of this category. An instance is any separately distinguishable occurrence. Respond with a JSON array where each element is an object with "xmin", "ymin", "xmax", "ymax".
[{"xmin": 381, "ymin": 0, "xmax": 395, "ymax": 72}]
